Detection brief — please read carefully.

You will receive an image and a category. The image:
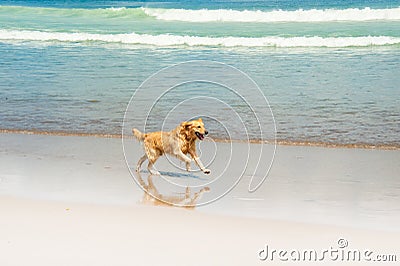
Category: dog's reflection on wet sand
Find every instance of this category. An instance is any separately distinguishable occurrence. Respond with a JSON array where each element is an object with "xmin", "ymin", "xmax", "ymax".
[{"xmin": 136, "ymin": 172, "xmax": 210, "ymax": 209}]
